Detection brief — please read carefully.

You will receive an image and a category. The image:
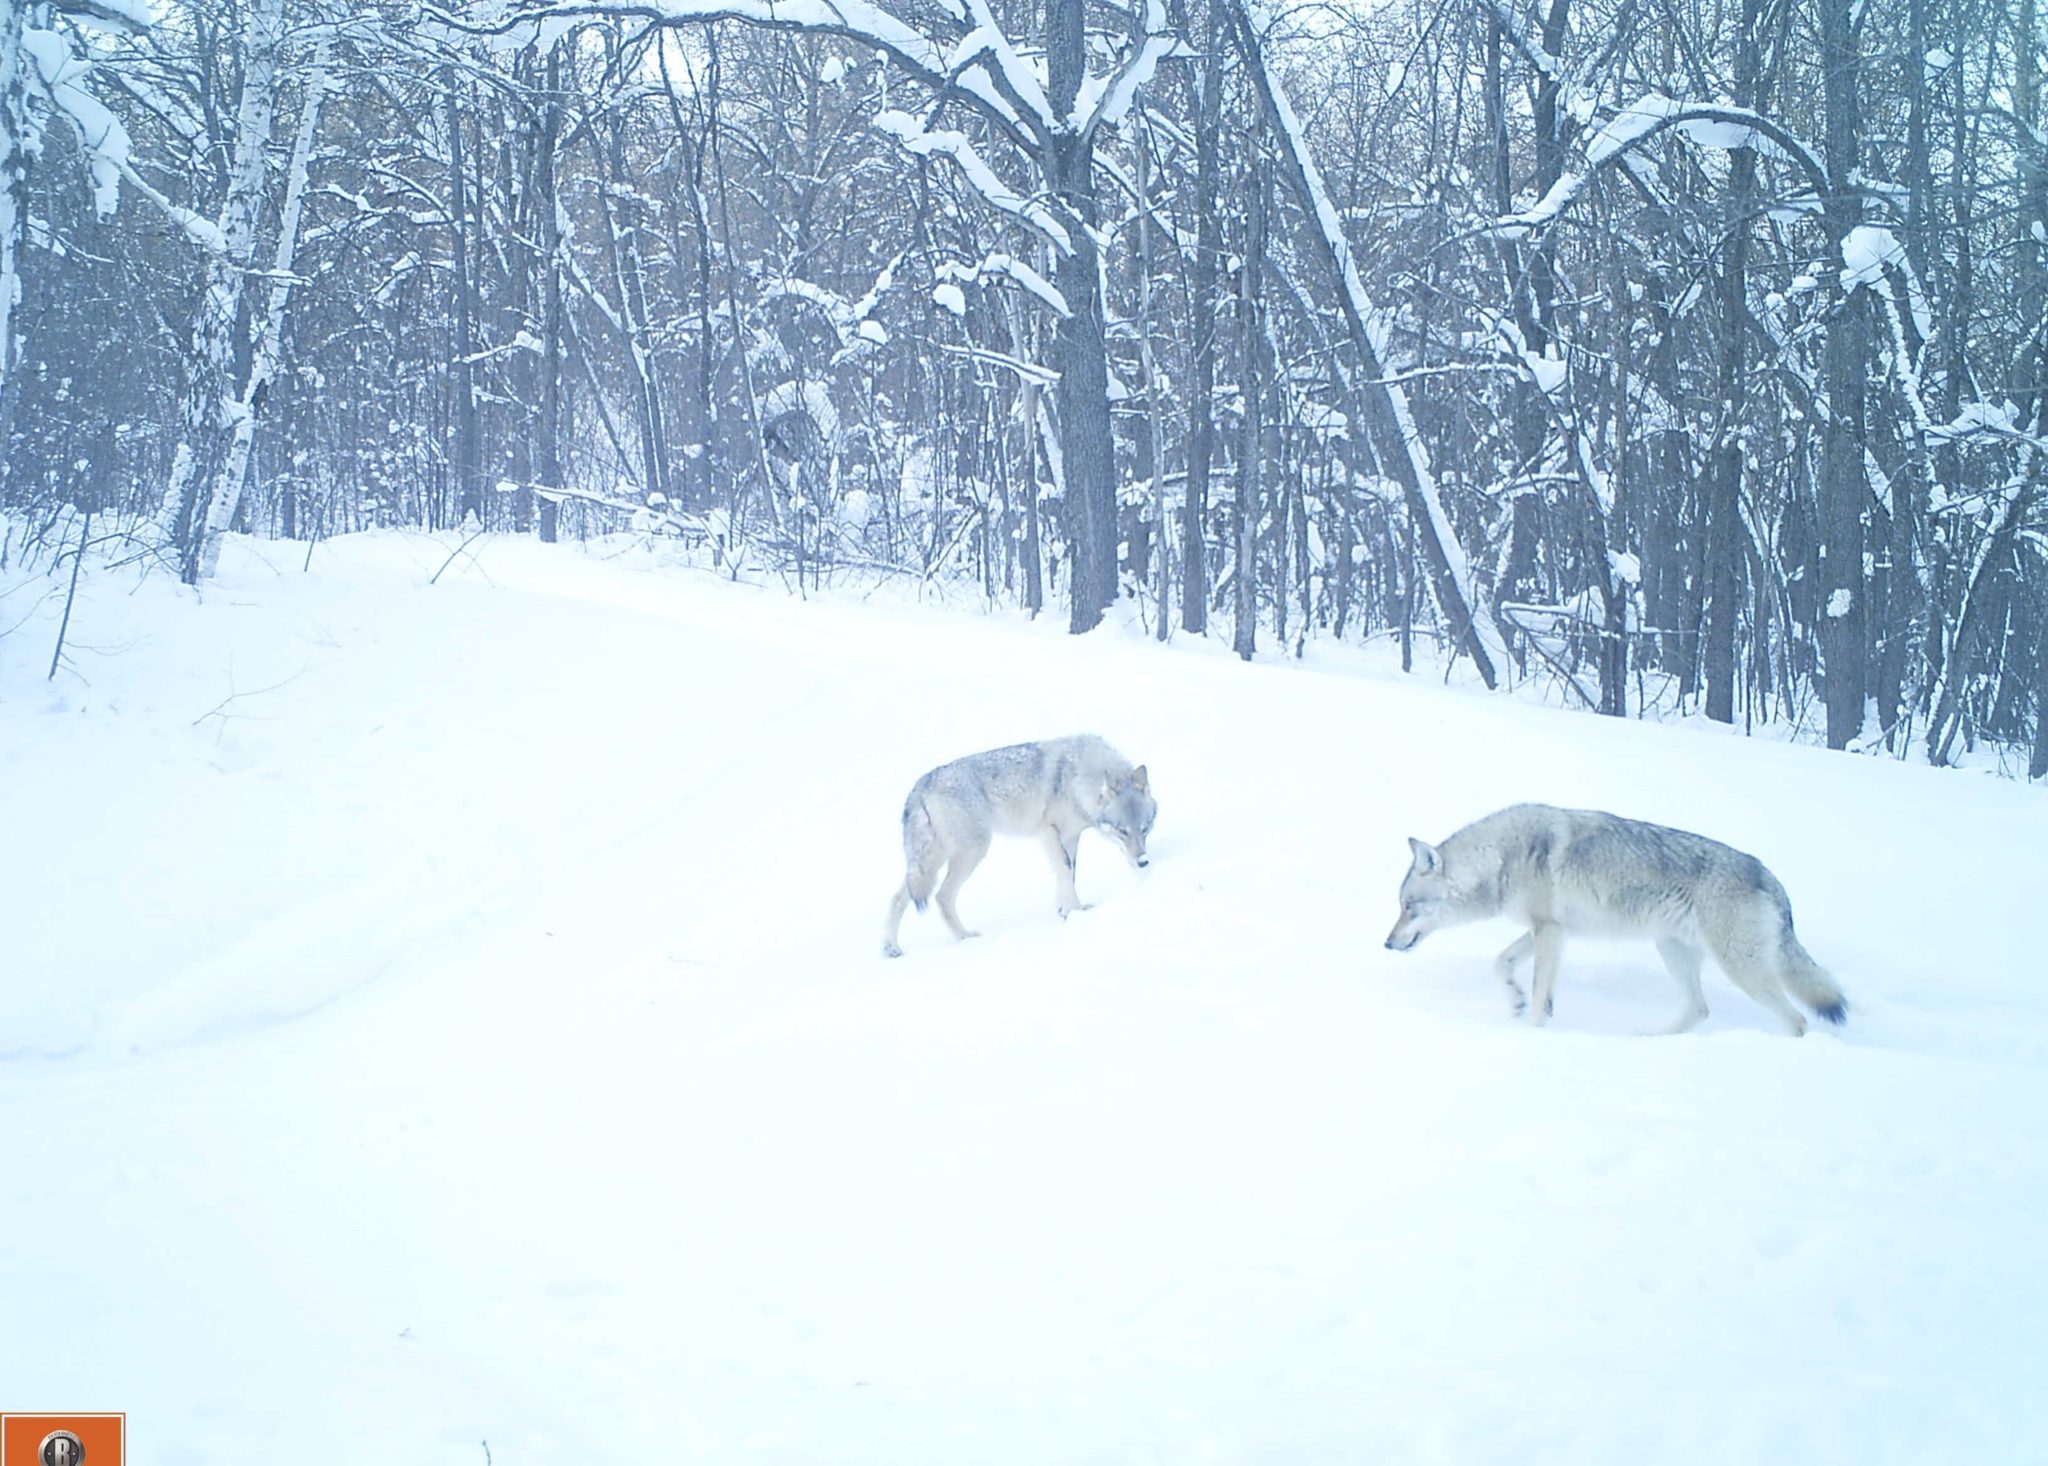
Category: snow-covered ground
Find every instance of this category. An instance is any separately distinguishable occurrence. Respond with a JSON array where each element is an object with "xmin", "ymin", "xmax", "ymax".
[{"xmin": 3, "ymin": 532, "xmax": 2044, "ymax": 1464}]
